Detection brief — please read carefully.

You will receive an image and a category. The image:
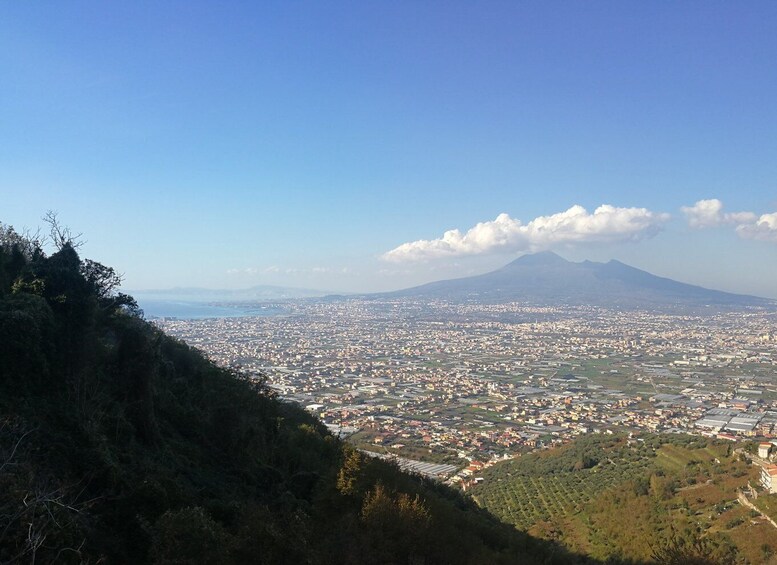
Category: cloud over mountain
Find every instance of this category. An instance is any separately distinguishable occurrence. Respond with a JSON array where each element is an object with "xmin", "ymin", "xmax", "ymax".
[
  {"xmin": 382, "ymin": 205, "xmax": 669, "ymax": 262},
  {"xmin": 682, "ymin": 199, "xmax": 777, "ymax": 242}
]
